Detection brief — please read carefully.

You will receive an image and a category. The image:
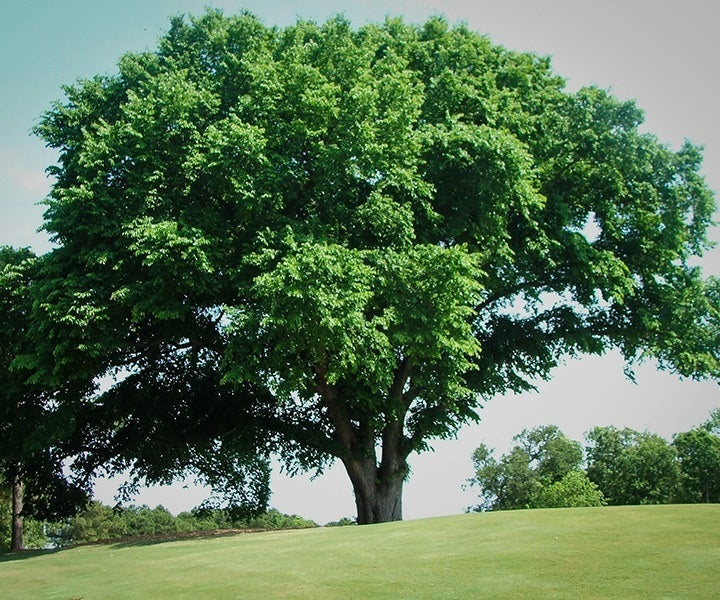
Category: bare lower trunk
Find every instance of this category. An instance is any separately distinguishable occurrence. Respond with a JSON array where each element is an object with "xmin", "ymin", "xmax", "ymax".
[
  {"xmin": 11, "ymin": 476, "xmax": 24, "ymax": 552},
  {"xmin": 317, "ymin": 360, "xmax": 413, "ymax": 525},
  {"xmin": 343, "ymin": 456, "xmax": 406, "ymax": 524}
]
